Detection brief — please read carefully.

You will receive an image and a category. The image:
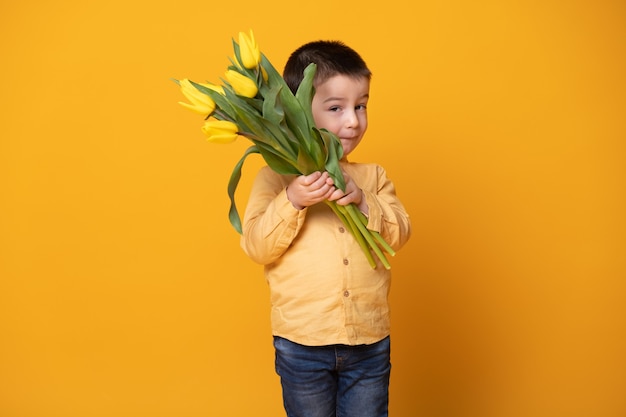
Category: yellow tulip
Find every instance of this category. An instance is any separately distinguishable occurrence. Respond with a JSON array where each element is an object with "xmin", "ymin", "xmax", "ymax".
[
  {"xmin": 204, "ymin": 82, "xmax": 225, "ymax": 95},
  {"xmin": 238, "ymin": 30, "xmax": 261, "ymax": 69},
  {"xmin": 178, "ymin": 78, "xmax": 215, "ymax": 116},
  {"xmin": 225, "ymin": 70, "xmax": 258, "ymax": 98},
  {"xmin": 201, "ymin": 120, "xmax": 239, "ymax": 144}
]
